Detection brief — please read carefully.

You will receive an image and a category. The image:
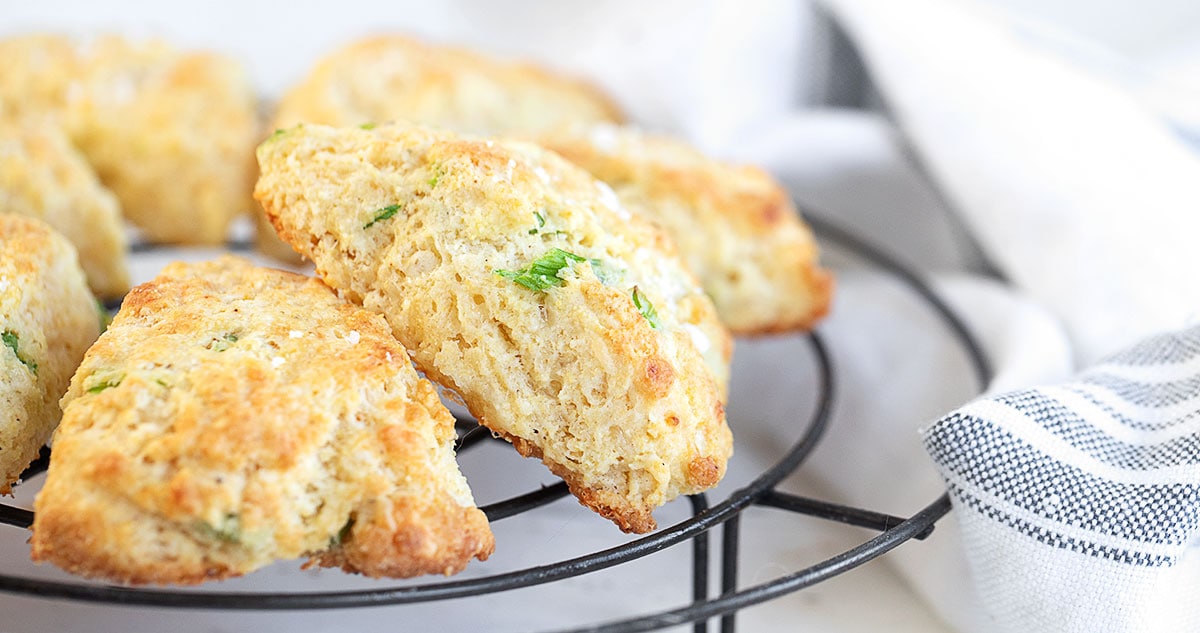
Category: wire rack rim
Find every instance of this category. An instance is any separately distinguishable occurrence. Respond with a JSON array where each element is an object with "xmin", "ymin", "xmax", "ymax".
[{"xmin": 0, "ymin": 333, "xmax": 833, "ymax": 610}]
